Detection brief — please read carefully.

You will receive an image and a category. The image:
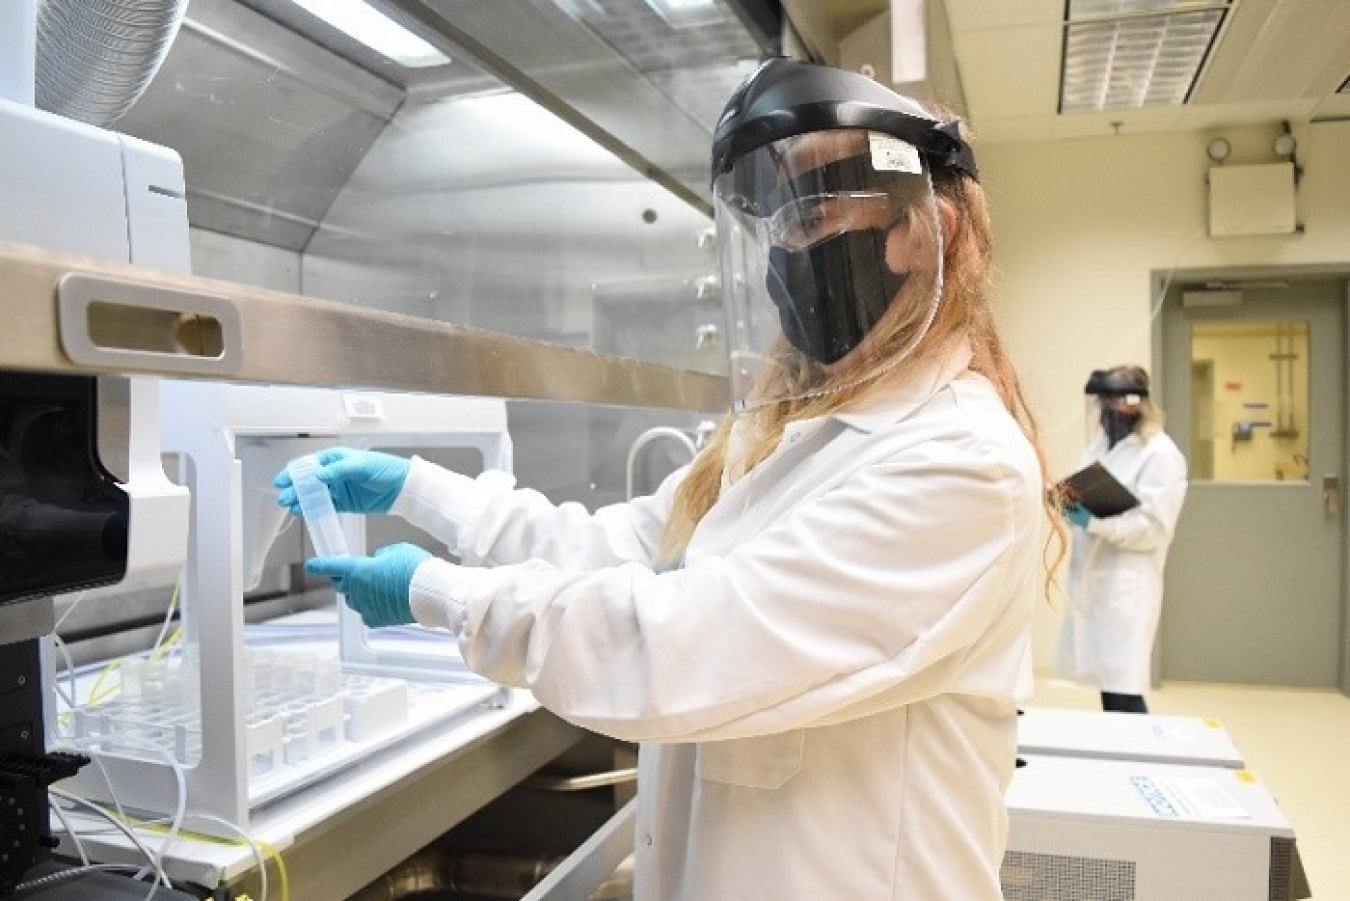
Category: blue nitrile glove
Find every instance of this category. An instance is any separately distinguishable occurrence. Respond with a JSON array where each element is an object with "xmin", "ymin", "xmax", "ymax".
[
  {"xmin": 275, "ymin": 447, "xmax": 410, "ymax": 516},
  {"xmin": 1065, "ymin": 502, "xmax": 1092, "ymax": 529},
  {"xmin": 306, "ymin": 543, "xmax": 431, "ymax": 628}
]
